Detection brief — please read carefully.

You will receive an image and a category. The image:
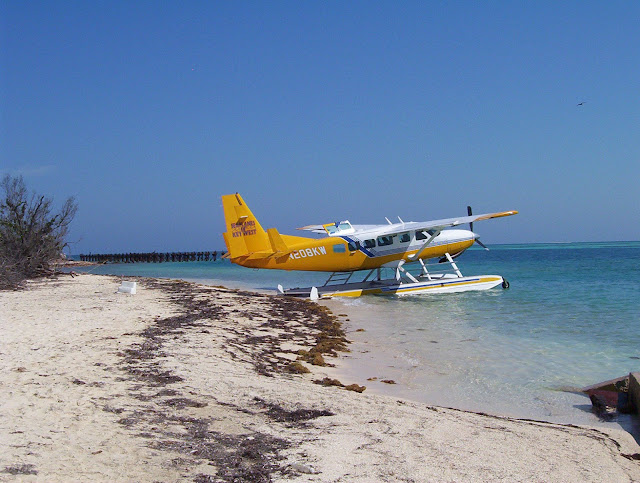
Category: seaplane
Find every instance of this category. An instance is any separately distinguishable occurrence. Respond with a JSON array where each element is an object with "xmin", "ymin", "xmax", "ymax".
[{"xmin": 222, "ymin": 193, "xmax": 517, "ymax": 299}]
